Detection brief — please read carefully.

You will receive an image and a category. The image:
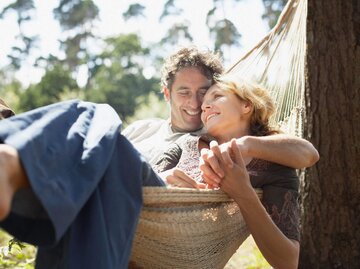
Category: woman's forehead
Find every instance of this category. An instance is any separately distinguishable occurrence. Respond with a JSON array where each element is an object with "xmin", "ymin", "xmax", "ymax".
[{"xmin": 206, "ymin": 84, "xmax": 222, "ymax": 94}]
